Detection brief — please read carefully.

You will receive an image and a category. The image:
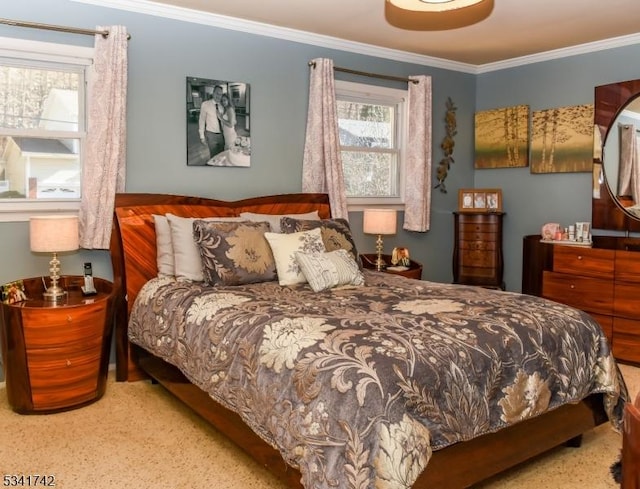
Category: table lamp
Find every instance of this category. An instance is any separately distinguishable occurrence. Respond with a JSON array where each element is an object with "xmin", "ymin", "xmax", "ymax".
[
  {"xmin": 363, "ymin": 208, "xmax": 397, "ymax": 271},
  {"xmin": 30, "ymin": 215, "xmax": 79, "ymax": 302}
]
